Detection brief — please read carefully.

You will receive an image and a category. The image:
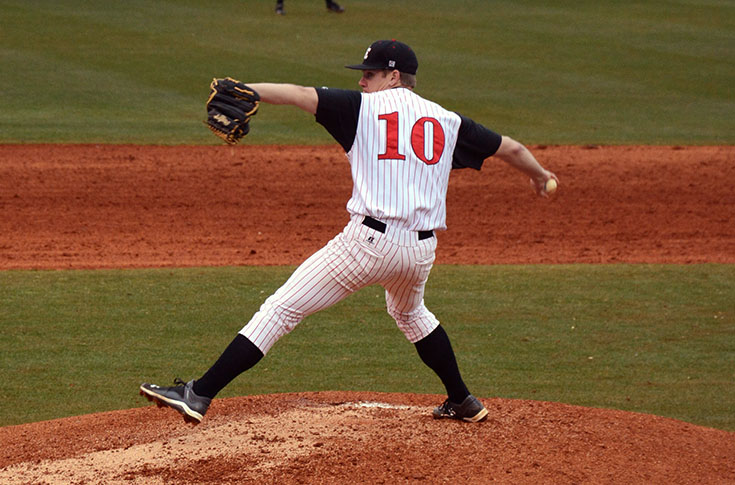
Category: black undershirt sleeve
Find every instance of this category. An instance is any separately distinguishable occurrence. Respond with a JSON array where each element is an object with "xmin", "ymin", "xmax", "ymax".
[
  {"xmin": 452, "ymin": 113, "xmax": 503, "ymax": 170},
  {"xmin": 315, "ymin": 87, "xmax": 362, "ymax": 152}
]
